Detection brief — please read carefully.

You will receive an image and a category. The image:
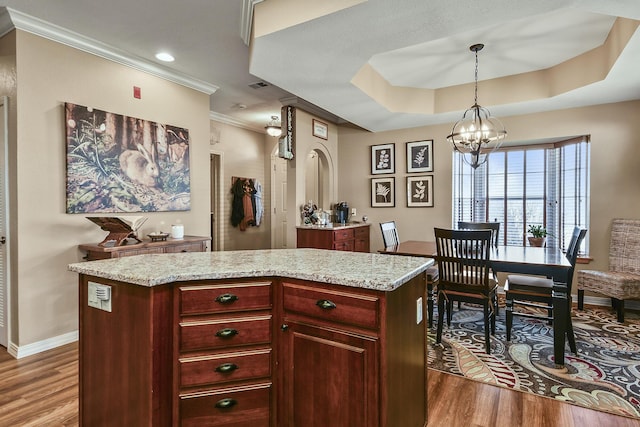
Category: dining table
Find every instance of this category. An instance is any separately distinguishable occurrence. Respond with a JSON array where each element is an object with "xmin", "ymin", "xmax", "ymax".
[{"xmin": 379, "ymin": 240, "xmax": 573, "ymax": 367}]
